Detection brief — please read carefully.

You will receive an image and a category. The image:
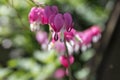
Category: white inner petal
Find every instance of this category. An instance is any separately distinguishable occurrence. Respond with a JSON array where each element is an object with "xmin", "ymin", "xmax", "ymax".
[
  {"xmin": 70, "ymin": 40, "xmax": 74, "ymax": 46},
  {"xmin": 41, "ymin": 43, "xmax": 47, "ymax": 50},
  {"xmin": 66, "ymin": 41, "xmax": 73, "ymax": 54},
  {"xmin": 75, "ymin": 35, "xmax": 83, "ymax": 43},
  {"xmin": 30, "ymin": 22, "xmax": 40, "ymax": 32},
  {"xmin": 60, "ymin": 26, "xmax": 66, "ymax": 42},
  {"xmin": 74, "ymin": 44, "xmax": 80, "ymax": 53},
  {"xmin": 87, "ymin": 43, "xmax": 92, "ymax": 48},
  {"xmin": 81, "ymin": 45, "xmax": 87, "ymax": 52},
  {"xmin": 48, "ymin": 42, "xmax": 54, "ymax": 51},
  {"xmin": 92, "ymin": 36, "xmax": 99, "ymax": 43}
]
